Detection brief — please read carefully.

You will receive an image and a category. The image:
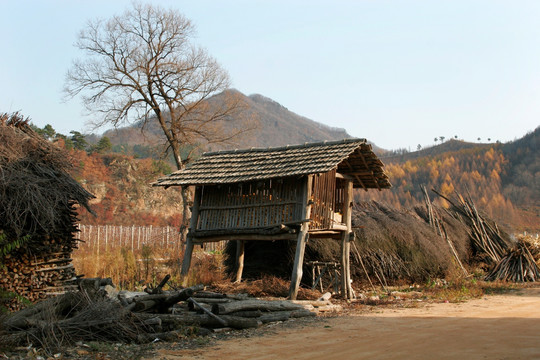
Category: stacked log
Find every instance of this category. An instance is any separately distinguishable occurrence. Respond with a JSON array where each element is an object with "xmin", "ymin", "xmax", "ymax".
[
  {"xmin": 120, "ymin": 284, "xmax": 319, "ymax": 337},
  {"xmin": 0, "ymin": 236, "xmax": 79, "ymax": 310}
]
